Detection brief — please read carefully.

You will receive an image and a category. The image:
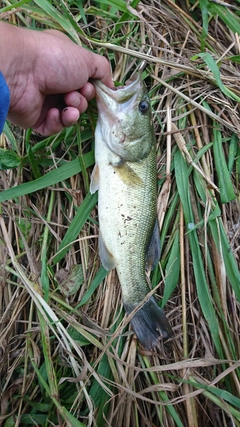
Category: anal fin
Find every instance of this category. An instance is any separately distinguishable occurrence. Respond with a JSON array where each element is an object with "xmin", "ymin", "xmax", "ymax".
[{"xmin": 145, "ymin": 219, "xmax": 161, "ymax": 271}]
